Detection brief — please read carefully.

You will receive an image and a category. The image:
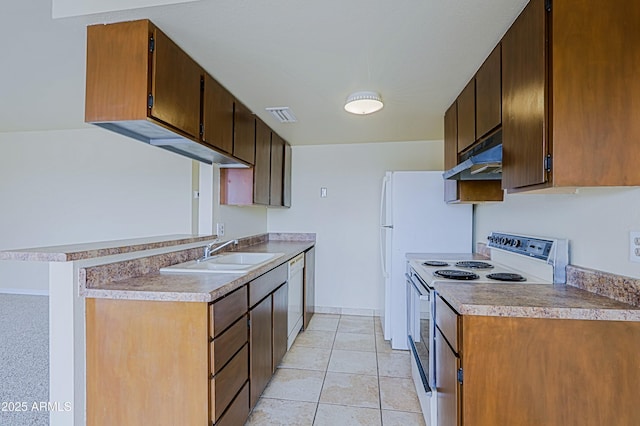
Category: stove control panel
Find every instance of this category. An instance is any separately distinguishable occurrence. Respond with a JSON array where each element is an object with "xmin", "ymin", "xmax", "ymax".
[{"xmin": 487, "ymin": 232, "xmax": 553, "ymax": 261}]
